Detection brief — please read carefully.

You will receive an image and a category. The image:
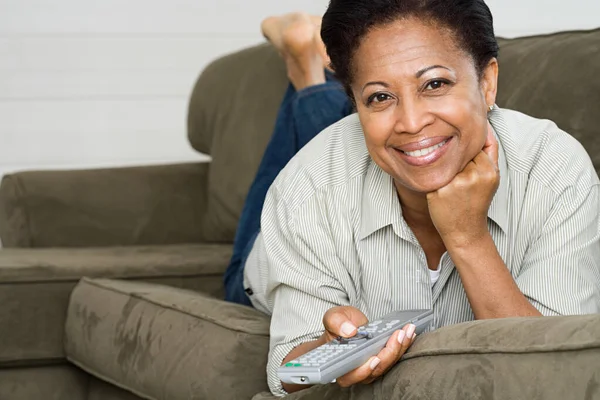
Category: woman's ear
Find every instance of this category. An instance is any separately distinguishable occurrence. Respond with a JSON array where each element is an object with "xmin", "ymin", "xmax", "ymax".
[{"xmin": 481, "ymin": 58, "xmax": 499, "ymax": 108}]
